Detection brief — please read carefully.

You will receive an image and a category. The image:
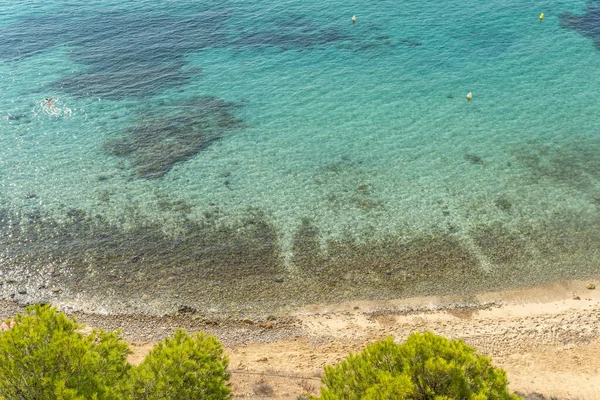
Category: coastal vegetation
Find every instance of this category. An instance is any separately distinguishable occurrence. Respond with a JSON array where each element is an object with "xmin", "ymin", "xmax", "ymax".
[
  {"xmin": 0, "ymin": 306, "xmax": 526, "ymax": 399},
  {"xmin": 319, "ymin": 332, "xmax": 518, "ymax": 400},
  {"xmin": 0, "ymin": 305, "xmax": 230, "ymax": 400},
  {"xmin": 127, "ymin": 329, "xmax": 231, "ymax": 399}
]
